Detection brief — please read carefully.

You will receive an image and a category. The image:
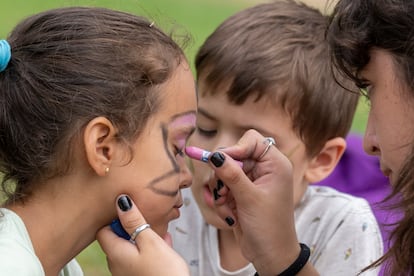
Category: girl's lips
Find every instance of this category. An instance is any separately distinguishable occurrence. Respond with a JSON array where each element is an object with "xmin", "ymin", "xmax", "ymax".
[
  {"xmin": 171, "ymin": 206, "xmax": 181, "ymax": 220},
  {"xmin": 171, "ymin": 200, "xmax": 183, "ymax": 219}
]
